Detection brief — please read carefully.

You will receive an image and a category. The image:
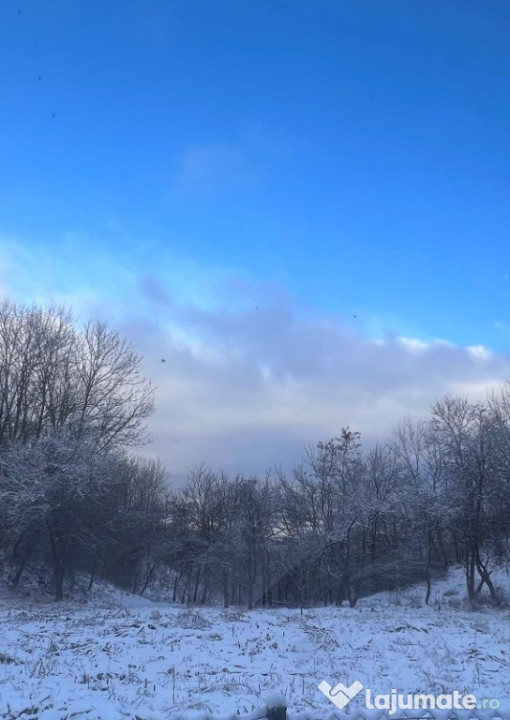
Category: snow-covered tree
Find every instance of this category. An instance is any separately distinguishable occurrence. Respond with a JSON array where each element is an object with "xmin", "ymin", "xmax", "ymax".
[{"xmin": 0, "ymin": 301, "xmax": 156, "ymax": 599}]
